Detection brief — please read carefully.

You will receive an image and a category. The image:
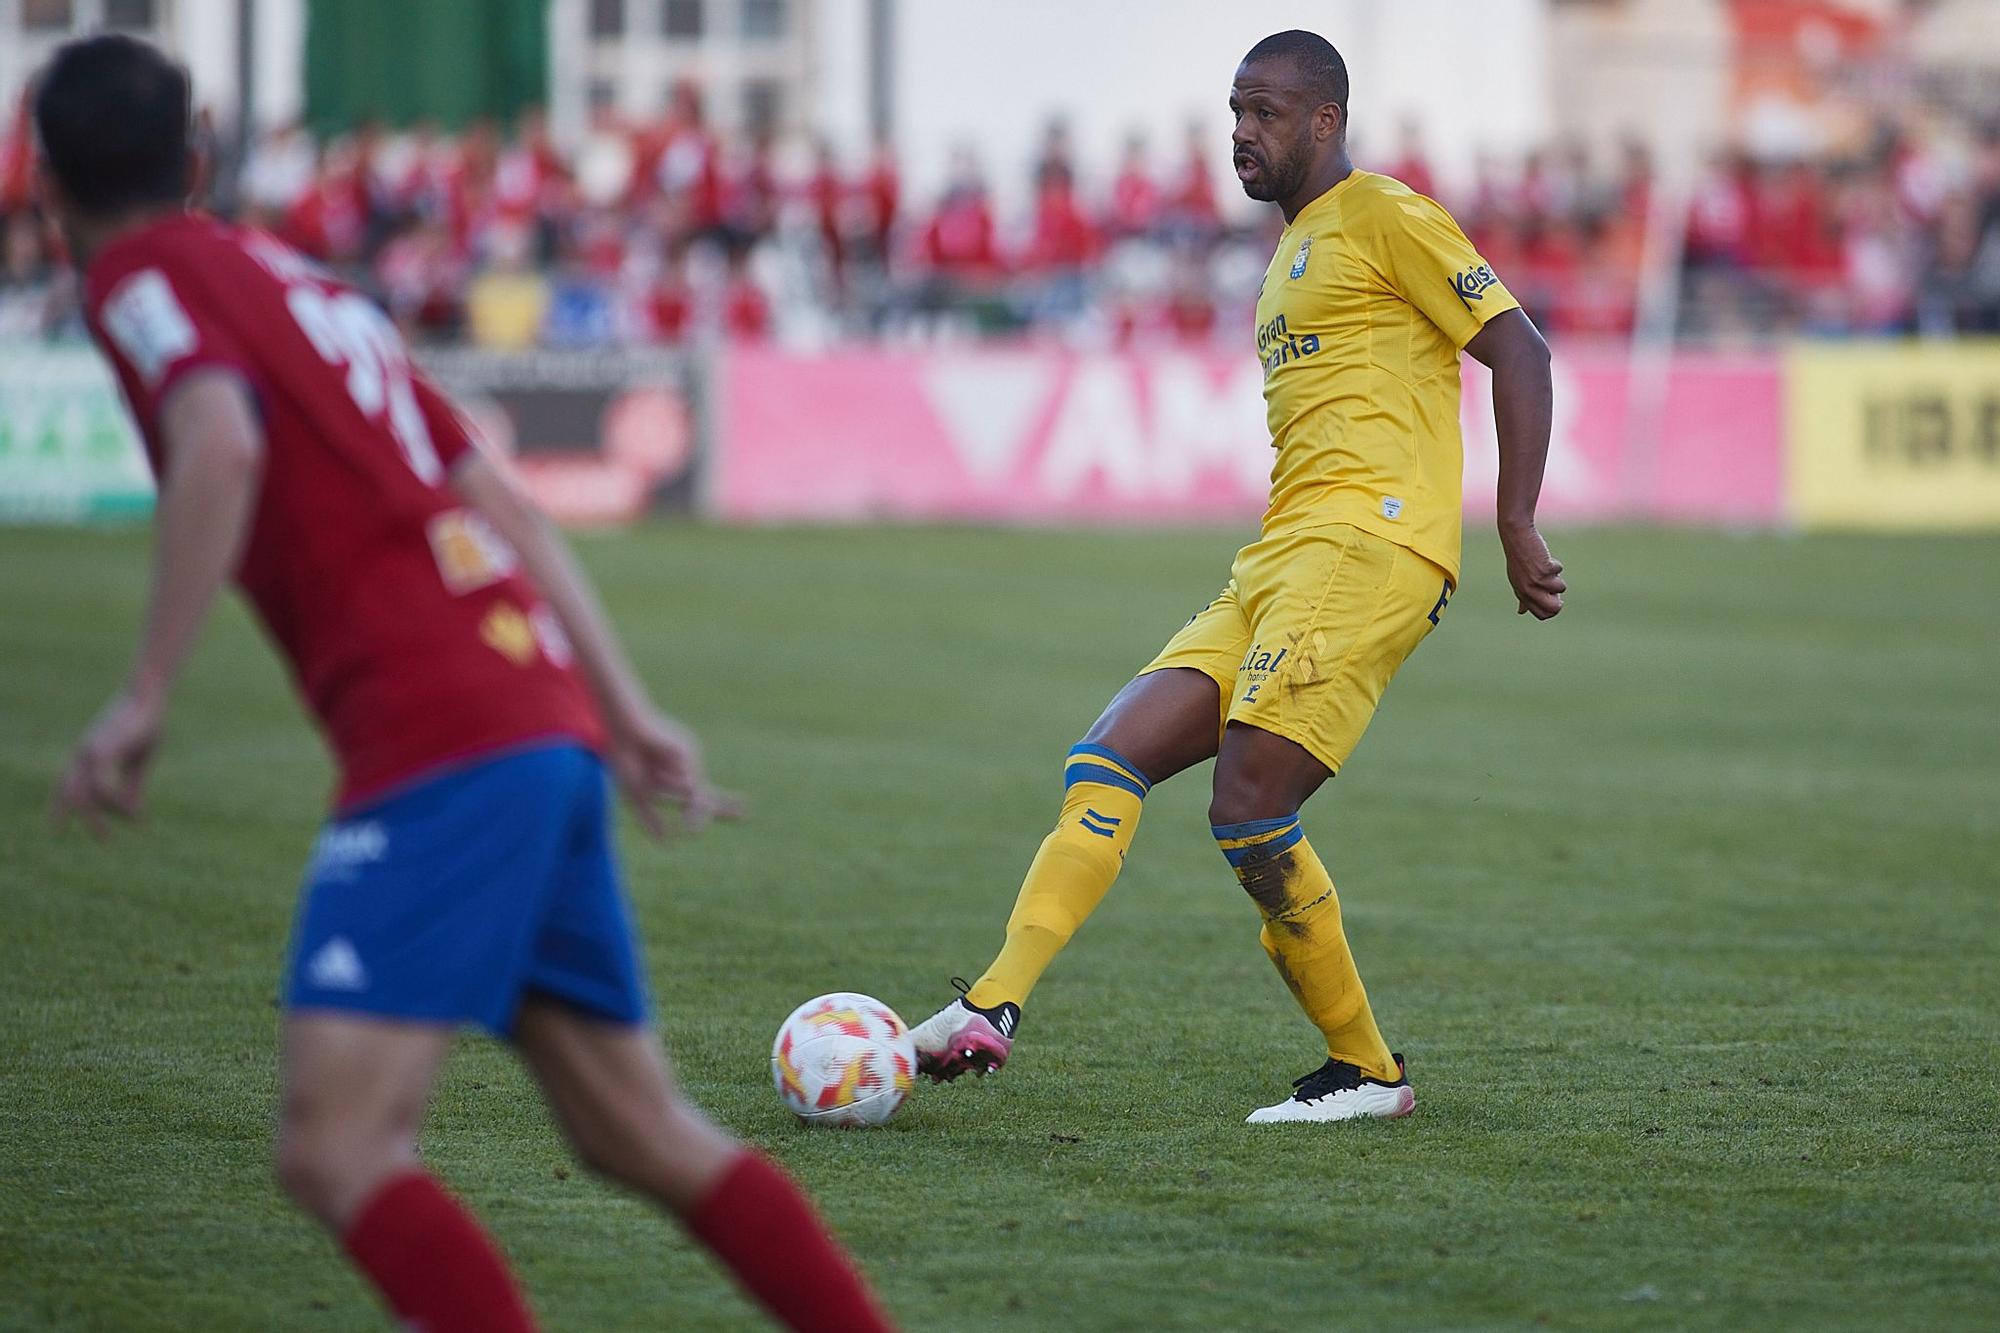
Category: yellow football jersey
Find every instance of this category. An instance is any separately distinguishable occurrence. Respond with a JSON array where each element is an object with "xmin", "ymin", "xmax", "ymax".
[{"xmin": 1253, "ymin": 169, "xmax": 1518, "ymax": 582}]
